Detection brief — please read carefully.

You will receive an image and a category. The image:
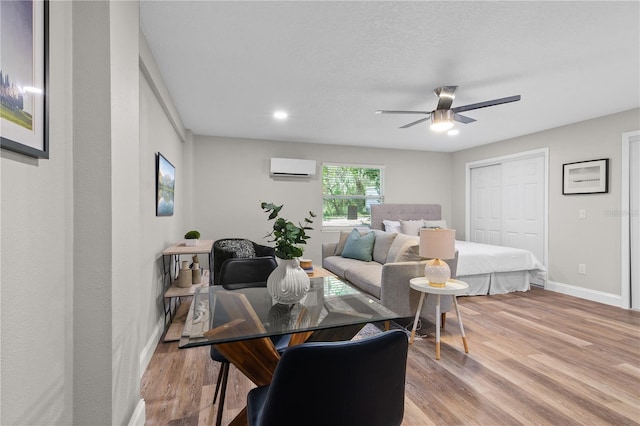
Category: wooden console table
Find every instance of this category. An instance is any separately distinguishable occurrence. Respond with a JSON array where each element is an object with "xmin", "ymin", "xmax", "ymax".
[{"xmin": 161, "ymin": 240, "xmax": 214, "ymax": 337}]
